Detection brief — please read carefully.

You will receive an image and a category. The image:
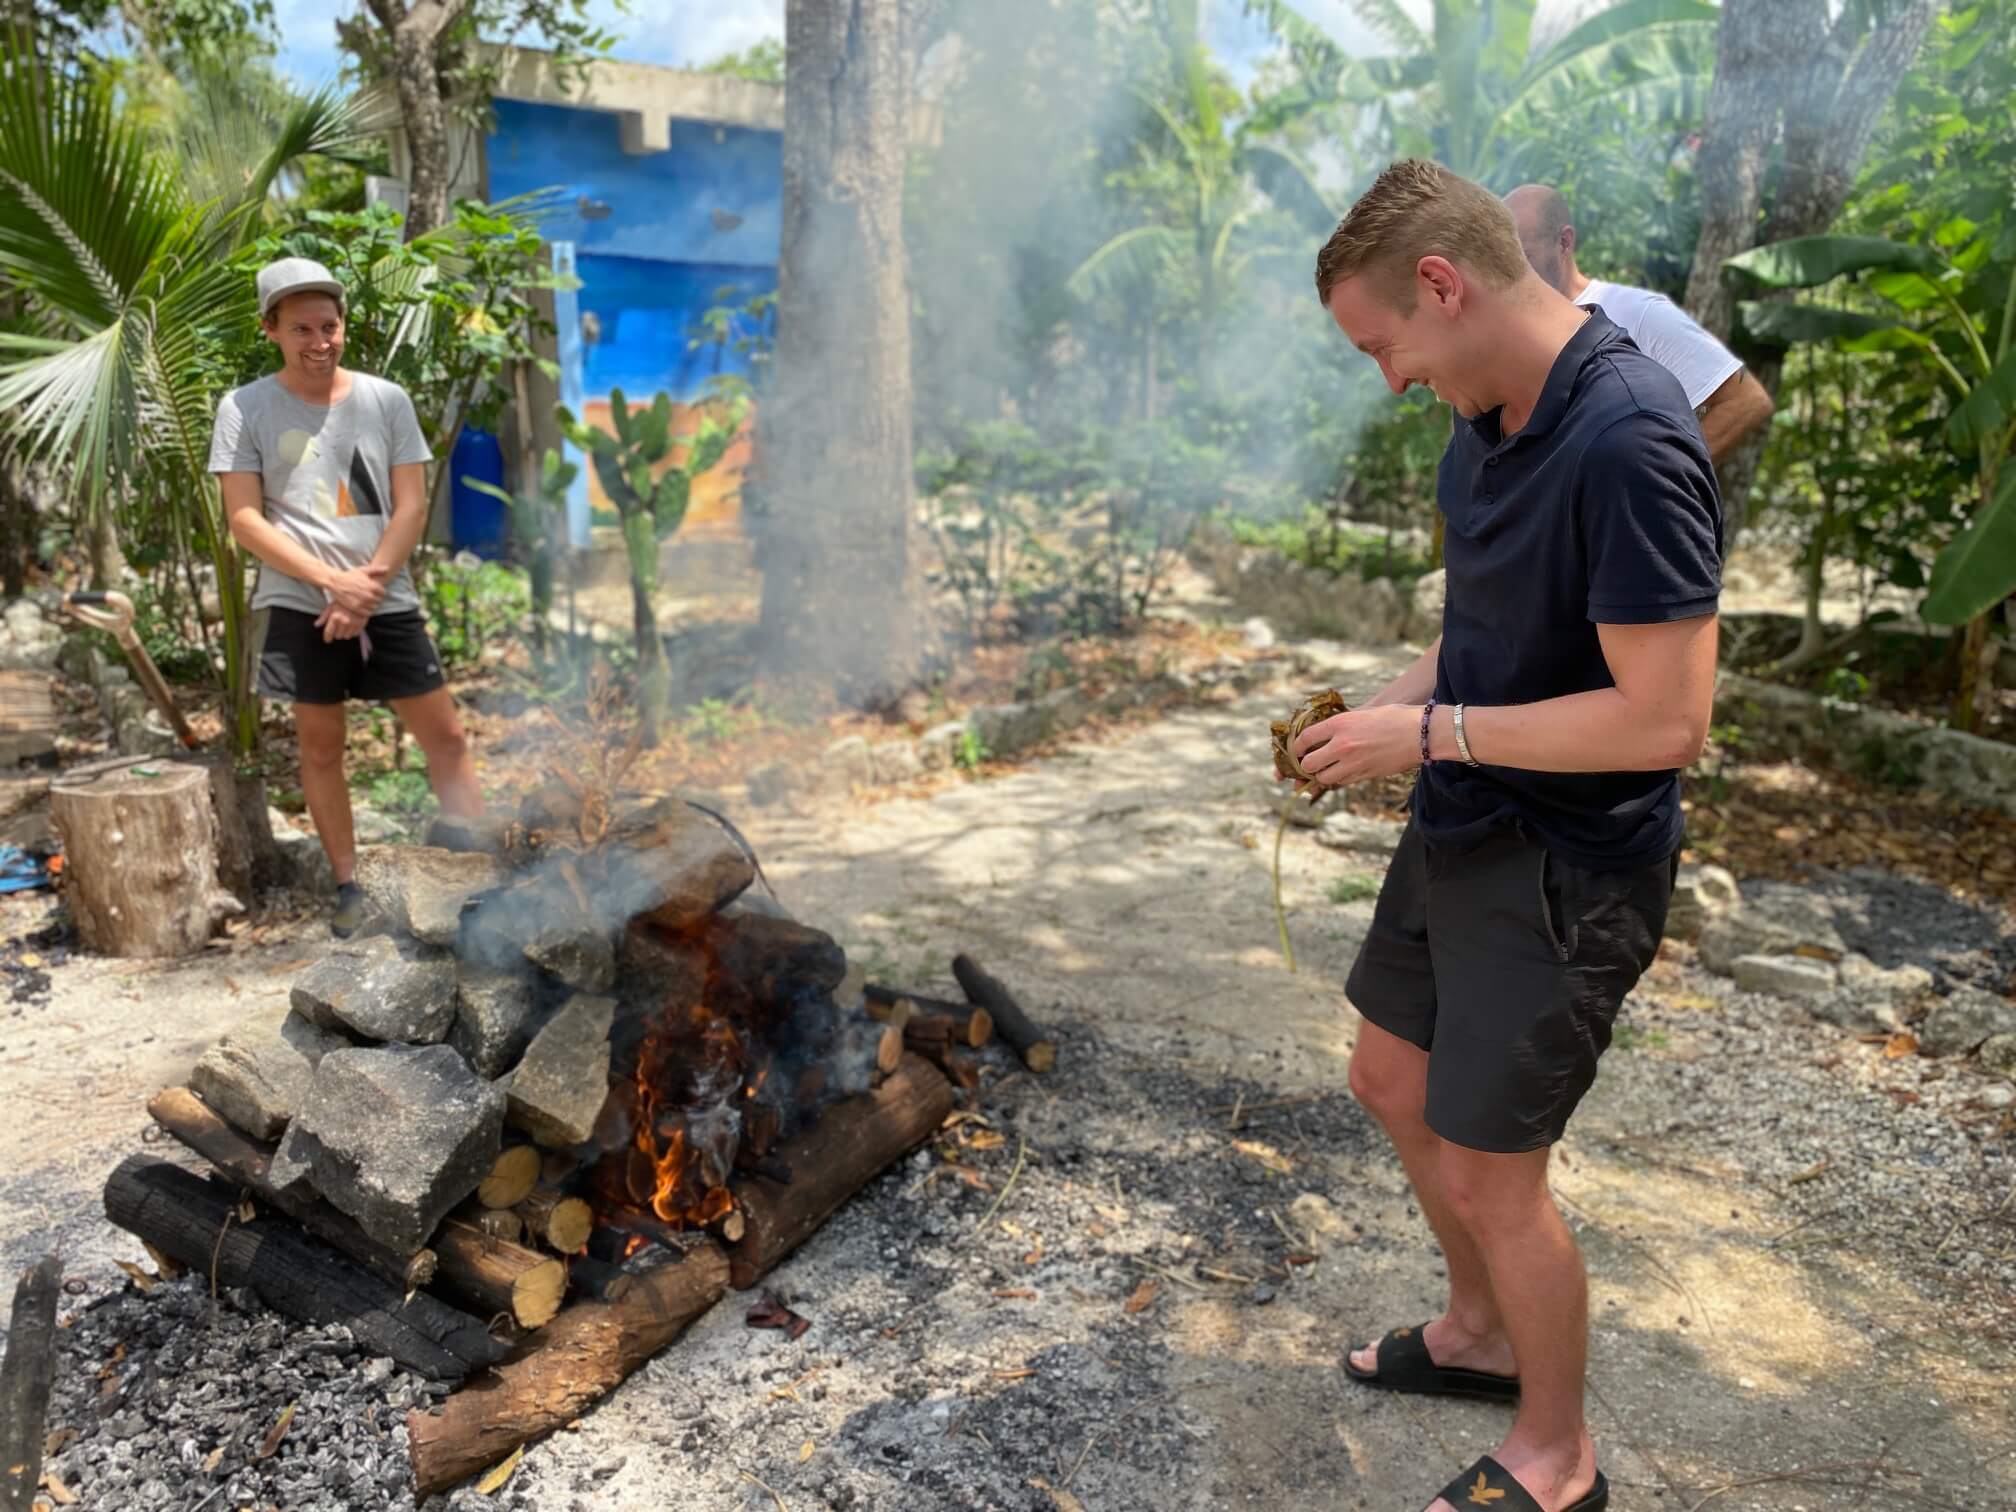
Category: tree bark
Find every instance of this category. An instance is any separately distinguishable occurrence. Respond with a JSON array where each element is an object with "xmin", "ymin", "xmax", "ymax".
[
  {"xmin": 755, "ymin": 0, "xmax": 922, "ymax": 707},
  {"xmin": 407, "ymin": 1243, "xmax": 730, "ymax": 1497},
  {"xmin": 1681, "ymin": 0, "xmax": 1941, "ymax": 540},
  {"xmin": 103, "ymin": 1156, "xmax": 506, "ymax": 1381},
  {"xmin": 0, "ymin": 1255, "xmax": 61, "ymax": 1512},
  {"xmin": 50, "ymin": 762, "xmax": 237, "ymax": 957},
  {"xmin": 364, "ymin": 0, "xmax": 468, "ymax": 238}
]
